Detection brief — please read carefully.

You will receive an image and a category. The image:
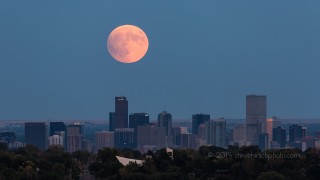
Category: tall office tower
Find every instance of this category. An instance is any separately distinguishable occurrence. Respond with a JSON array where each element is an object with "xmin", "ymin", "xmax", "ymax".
[
  {"xmin": 48, "ymin": 135, "xmax": 64, "ymax": 147},
  {"xmin": 158, "ymin": 111, "xmax": 173, "ymax": 146},
  {"xmin": 0, "ymin": 132, "xmax": 16, "ymax": 144},
  {"xmin": 115, "ymin": 96, "xmax": 128, "ymax": 128},
  {"xmin": 114, "ymin": 128, "xmax": 135, "ymax": 149},
  {"xmin": 232, "ymin": 125, "xmax": 246, "ymax": 143},
  {"xmin": 109, "ymin": 112, "xmax": 115, "ymax": 131},
  {"xmin": 289, "ymin": 124, "xmax": 303, "ymax": 143},
  {"xmin": 302, "ymin": 127, "xmax": 307, "ymax": 138},
  {"xmin": 95, "ymin": 131, "xmax": 114, "ymax": 151},
  {"xmin": 246, "ymin": 95, "xmax": 267, "ymax": 145},
  {"xmin": 258, "ymin": 133, "xmax": 269, "ymax": 150},
  {"xmin": 66, "ymin": 123, "xmax": 84, "ymax": 153},
  {"xmin": 192, "ymin": 114, "xmax": 210, "ymax": 135},
  {"xmin": 136, "ymin": 125, "xmax": 166, "ymax": 151},
  {"xmin": 25, "ymin": 122, "xmax": 48, "ymax": 150},
  {"xmin": 273, "ymin": 127, "xmax": 286, "ymax": 148},
  {"xmin": 266, "ymin": 117, "xmax": 281, "ymax": 145},
  {"xmin": 129, "ymin": 113, "xmax": 149, "ymax": 148},
  {"xmin": 50, "ymin": 122, "xmax": 66, "ymax": 136},
  {"xmin": 129, "ymin": 113, "xmax": 150, "ymax": 130},
  {"xmin": 158, "ymin": 111, "xmax": 172, "ymax": 136},
  {"xmin": 172, "ymin": 127, "xmax": 182, "ymax": 146},
  {"xmin": 206, "ymin": 118, "xmax": 226, "ymax": 148}
]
